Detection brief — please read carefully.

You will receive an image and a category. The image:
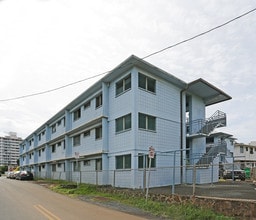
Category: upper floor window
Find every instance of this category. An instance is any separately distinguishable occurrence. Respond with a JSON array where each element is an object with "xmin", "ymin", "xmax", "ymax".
[
  {"xmin": 29, "ymin": 138, "xmax": 34, "ymax": 146},
  {"xmin": 116, "ymin": 74, "xmax": 131, "ymax": 96},
  {"xmin": 83, "ymin": 130, "xmax": 90, "ymax": 137},
  {"xmin": 73, "ymin": 134, "xmax": 81, "ymax": 146},
  {"xmin": 52, "ymin": 124, "xmax": 56, "ymax": 133},
  {"xmin": 138, "ymin": 72, "xmax": 156, "ymax": 93},
  {"xmin": 84, "ymin": 101, "xmax": 91, "ymax": 109},
  {"xmin": 52, "ymin": 144, "xmax": 56, "ymax": 153},
  {"xmin": 116, "ymin": 154, "xmax": 131, "ymax": 169},
  {"xmin": 116, "ymin": 114, "xmax": 131, "ymax": 133},
  {"xmin": 73, "ymin": 108, "xmax": 81, "ymax": 121},
  {"xmin": 139, "ymin": 113, "xmax": 156, "ymax": 131},
  {"xmin": 96, "ymin": 93, "xmax": 102, "ymax": 108},
  {"xmin": 240, "ymin": 146, "xmax": 244, "ymax": 153},
  {"xmin": 57, "ymin": 120, "xmax": 61, "ymax": 126},
  {"xmin": 95, "ymin": 126, "xmax": 102, "ymax": 140}
]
